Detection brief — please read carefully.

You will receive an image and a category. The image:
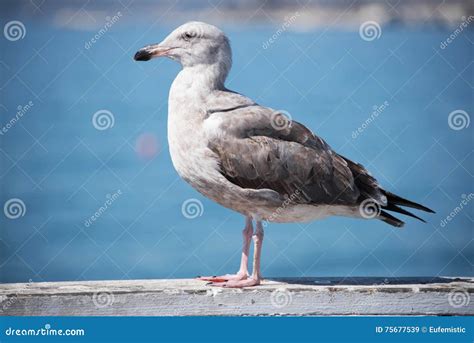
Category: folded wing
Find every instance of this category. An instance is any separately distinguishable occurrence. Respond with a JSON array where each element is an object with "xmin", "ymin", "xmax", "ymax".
[
  {"xmin": 207, "ymin": 105, "xmax": 386, "ymax": 207},
  {"xmin": 205, "ymin": 100, "xmax": 433, "ymax": 227}
]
